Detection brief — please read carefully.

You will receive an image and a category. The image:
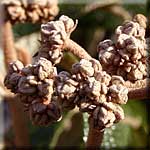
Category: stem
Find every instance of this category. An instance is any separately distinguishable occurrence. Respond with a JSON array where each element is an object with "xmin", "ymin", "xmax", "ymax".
[
  {"xmin": 128, "ymin": 87, "xmax": 149, "ymax": 100},
  {"xmin": 124, "ymin": 79, "xmax": 147, "ymax": 90},
  {"xmin": 5, "ymin": 96, "xmax": 30, "ymax": 146},
  {"xmin": 15, "ymin": 46, "xmax": 31, "ymax": 65},
  {"xmin": 104, "ymin": 5, "xmax": 131, "ymax": 20},
  {"xmin": 2, "ymin": 19, "xmax": 30, "ymax": 146},
  {"xmin": 86, "ymin": 117, "xmax": 104, "ymax": 148},
  {"xmin": 84, "ymin": 2, "xmax": 131, "ymax": 20},
  {"xmin": 2, "ymin": 21, "xmax": 17, "ymax": 69},
  {"xmin": 125, "ymin": 79, "xmax": 149, "ymax": 100},
  {"xmin": 65, "ymin": 39, "xmax": 92, "ymax": 60}
]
